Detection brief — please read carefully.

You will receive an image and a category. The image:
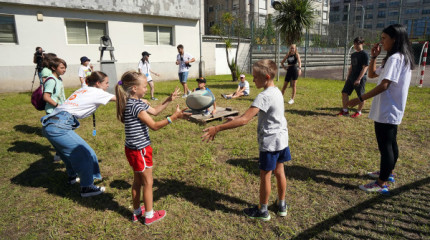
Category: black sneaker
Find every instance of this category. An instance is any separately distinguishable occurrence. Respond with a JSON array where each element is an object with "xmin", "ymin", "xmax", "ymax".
[
  {"xmin": 243, "ymin": 206, "xmax": 271, "ymax": 221},
  {"xmin": 67, "ymin": 175, "xmax": 80, "ymax": 185},
  {"xmin": 80, "ymin": 185, "xmax": 105, "ymax": 197},
  {"xmin": 277, "ymin": 203, "xmax": 288, "ymax": 217}
]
